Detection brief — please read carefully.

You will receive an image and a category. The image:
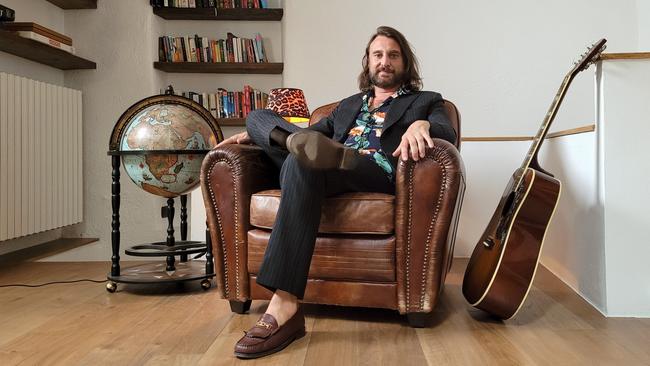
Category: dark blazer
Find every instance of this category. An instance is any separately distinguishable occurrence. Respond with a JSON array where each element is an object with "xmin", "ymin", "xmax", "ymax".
[{"xmin": 307, "ymin": 90, "xmax": 457, "ymax": 172}]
